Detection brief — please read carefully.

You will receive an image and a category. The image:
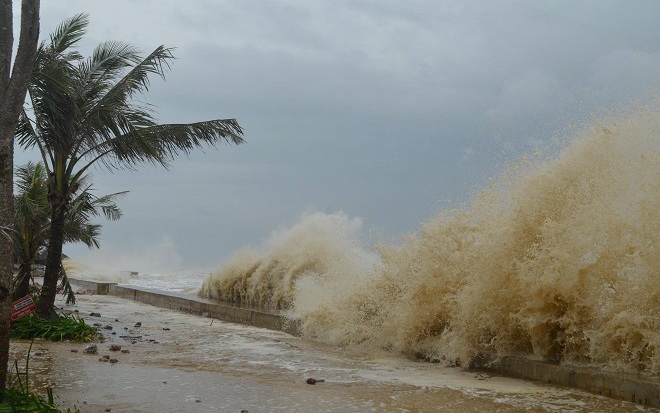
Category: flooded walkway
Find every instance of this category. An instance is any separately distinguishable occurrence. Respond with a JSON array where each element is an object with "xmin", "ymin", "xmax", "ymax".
[{"xmin": 9, "ymin": 295, "xmax": 654, "ymax": 413}]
